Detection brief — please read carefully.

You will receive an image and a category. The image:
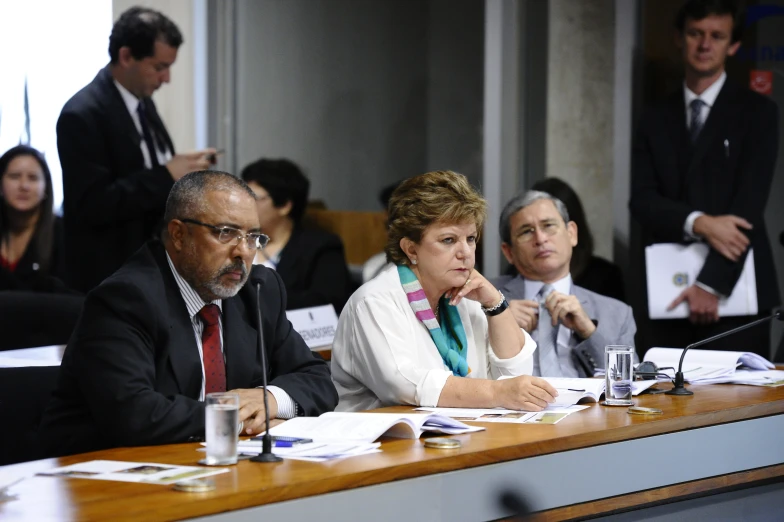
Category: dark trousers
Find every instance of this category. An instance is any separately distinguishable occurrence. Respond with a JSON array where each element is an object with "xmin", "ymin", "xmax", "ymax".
[{"xmin": 649, "ymin": 311, "xmax": 773, "ymax": 360}]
